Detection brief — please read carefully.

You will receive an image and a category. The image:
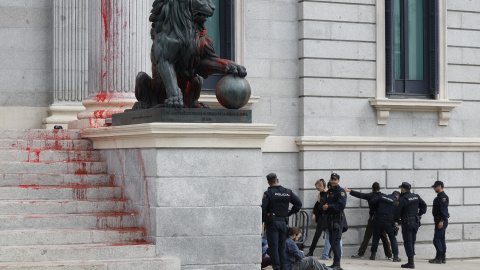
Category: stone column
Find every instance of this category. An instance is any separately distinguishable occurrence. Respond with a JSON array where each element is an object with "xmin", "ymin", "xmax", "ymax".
[
  {"xmin": 69, "ymin": 0, "xmax": 152, "ymax": 129},
  {"xmin": 43, "ymin": 0, "xmax": 88, "ymax": 129}
]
